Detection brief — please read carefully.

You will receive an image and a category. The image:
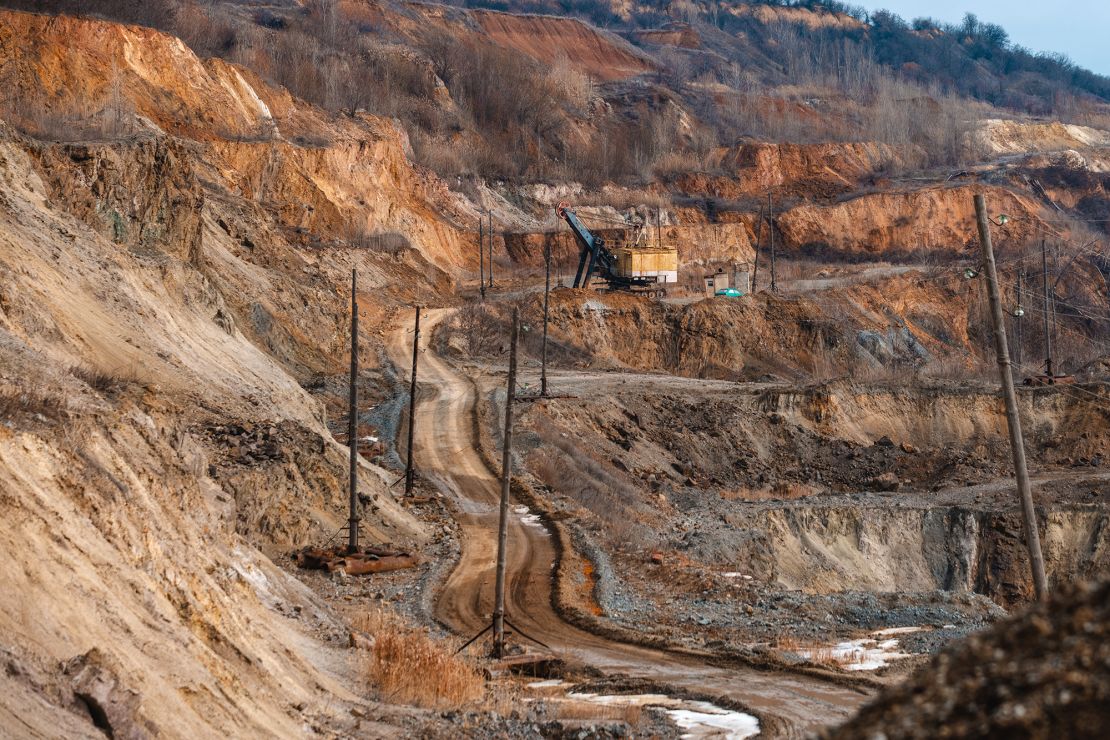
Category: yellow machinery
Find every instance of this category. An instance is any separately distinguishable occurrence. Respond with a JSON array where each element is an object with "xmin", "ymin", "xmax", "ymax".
[{"xmin": 612, "ymin": 246, "xmax": 679, "ymax": 284}]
